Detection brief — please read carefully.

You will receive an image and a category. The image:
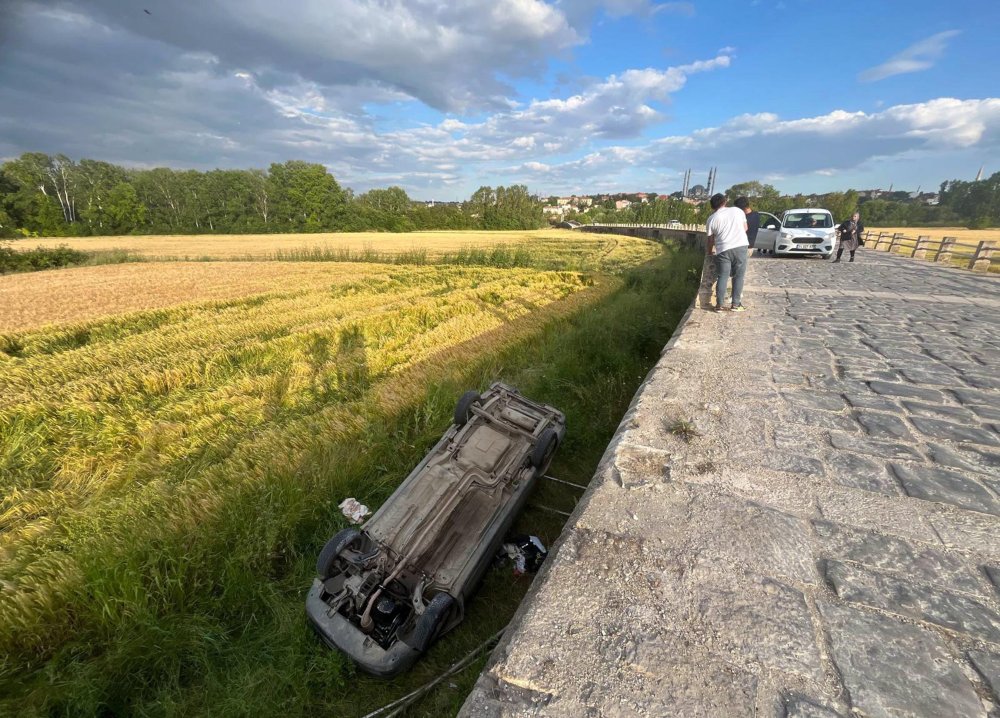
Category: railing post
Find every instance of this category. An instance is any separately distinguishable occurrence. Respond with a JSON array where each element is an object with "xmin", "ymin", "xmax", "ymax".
[
  {"xmin": 970, "ymin": 240, "xmax": 996, "ymax": 272},
  {"xmin": 935, "ymin": 236, "xmax": 956, "ymax": 264},
  {"xmin": 888, "ymin": 232, "xmax": 902, "ymax": 253},
  {"xmin": 913, "ymin": 235, "xmax": 930, "ymax": 259},
  {"xmin": 873, "ymin": 232, "xmax": 887, "ymax": 251}
]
